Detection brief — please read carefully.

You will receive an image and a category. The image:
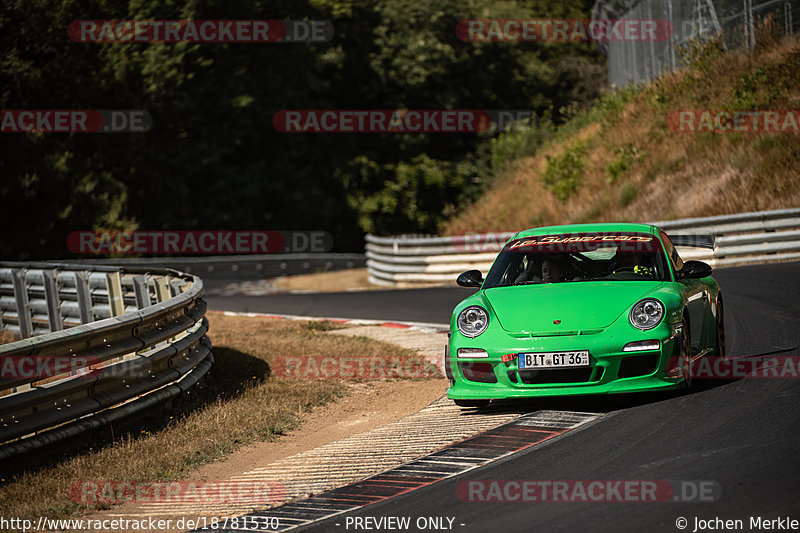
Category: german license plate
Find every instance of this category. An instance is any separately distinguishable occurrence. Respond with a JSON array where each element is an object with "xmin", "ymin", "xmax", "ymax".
[{"xmin": 518, "ymin": 351, "xmax": 590, "ymax": 369}]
